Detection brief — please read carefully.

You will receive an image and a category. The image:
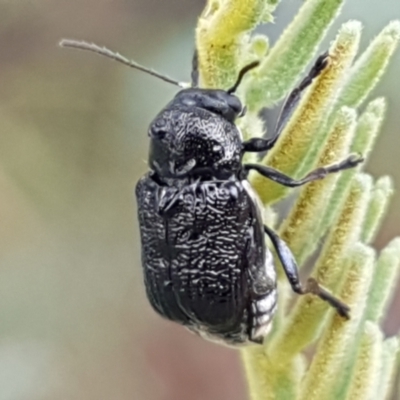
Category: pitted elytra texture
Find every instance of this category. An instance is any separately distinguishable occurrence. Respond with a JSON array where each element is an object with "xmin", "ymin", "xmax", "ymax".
[{"xmin": 137, "ymin": 175, "xmax": 277, "ymax": 345}]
